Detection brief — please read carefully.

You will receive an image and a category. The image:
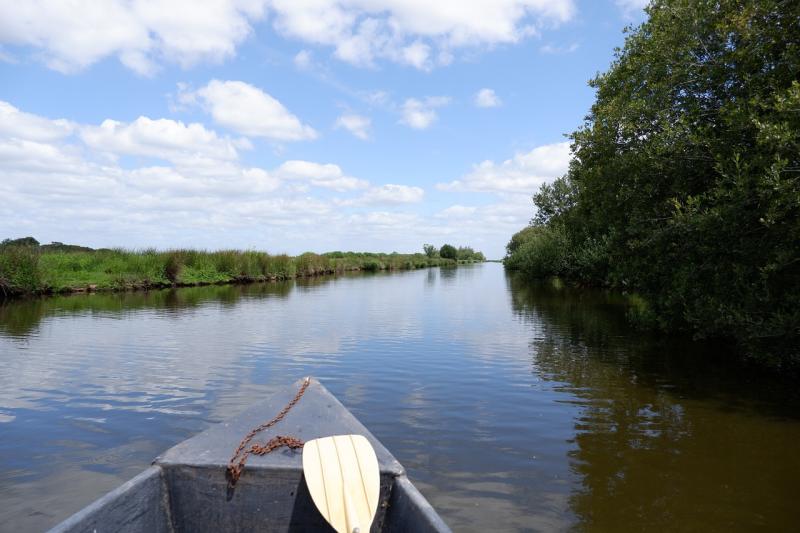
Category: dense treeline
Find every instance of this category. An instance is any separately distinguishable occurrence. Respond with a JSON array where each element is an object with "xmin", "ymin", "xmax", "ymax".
[
  {"xmin": 0, "ymin": 237, "xmax": 483, "ymax": 297},
  {"xmin": 505, "ymin": 0, "xmax": 799, "ymax": 367}
]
